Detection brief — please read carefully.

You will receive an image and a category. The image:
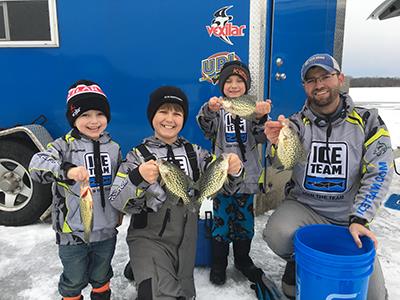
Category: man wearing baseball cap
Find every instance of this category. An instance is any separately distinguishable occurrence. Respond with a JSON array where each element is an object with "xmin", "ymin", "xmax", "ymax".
[{"xmin": 263, "ymin": 53, "xmax": 392, "ymax": 300}]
